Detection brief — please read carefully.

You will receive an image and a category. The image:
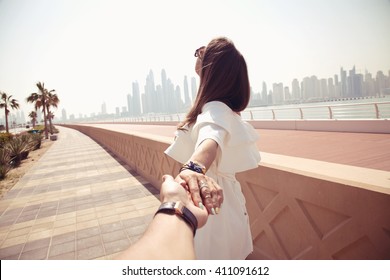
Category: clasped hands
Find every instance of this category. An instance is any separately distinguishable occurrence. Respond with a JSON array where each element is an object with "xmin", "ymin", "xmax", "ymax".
[{"xmin": 160, "ymin": 170, "xmax": 223, "ymax": 231}]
